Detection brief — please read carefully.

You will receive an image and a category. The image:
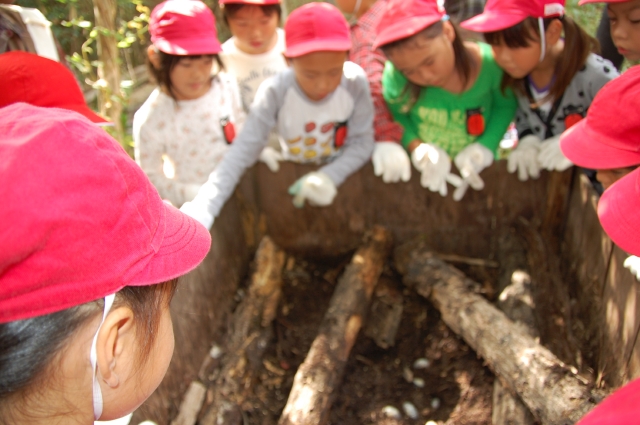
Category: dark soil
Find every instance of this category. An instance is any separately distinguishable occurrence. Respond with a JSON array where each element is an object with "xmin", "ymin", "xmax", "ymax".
[{"xmin": 234, "ymin": 257, "xmax": 497, "ymax": 425}]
